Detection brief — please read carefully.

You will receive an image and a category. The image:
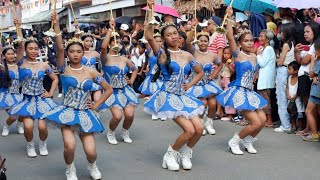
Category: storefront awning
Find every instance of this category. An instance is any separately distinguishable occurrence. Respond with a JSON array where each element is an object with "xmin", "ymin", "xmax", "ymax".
[
  {"xmin": 22, "ymin": 8, "xmax": 66, "ymax": 25},
  {"xmin": 80, "ymin": 0, "xmax": 135, "ymax": 16}
]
